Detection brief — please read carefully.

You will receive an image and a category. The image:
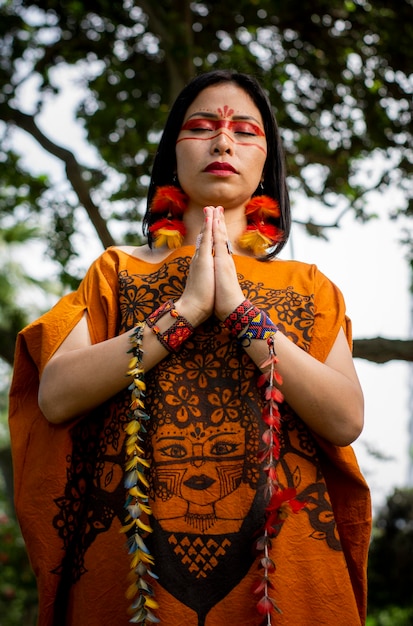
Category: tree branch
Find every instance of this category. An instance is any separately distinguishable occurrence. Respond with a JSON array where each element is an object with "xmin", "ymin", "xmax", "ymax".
[
  {"xmin": 139, "ymin": 0, "xmax": 194, "ymax": 100},
  {"xmin": 353, "ymin": 337, "xmax": 413, "ymax": 363},
  {"xmin": 2, "ymin": 333, "xmax": 412, "ymax": 369},
  {"xmin": 0, "ymin": 104, "xmax": 116, "ymax": 249}
]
